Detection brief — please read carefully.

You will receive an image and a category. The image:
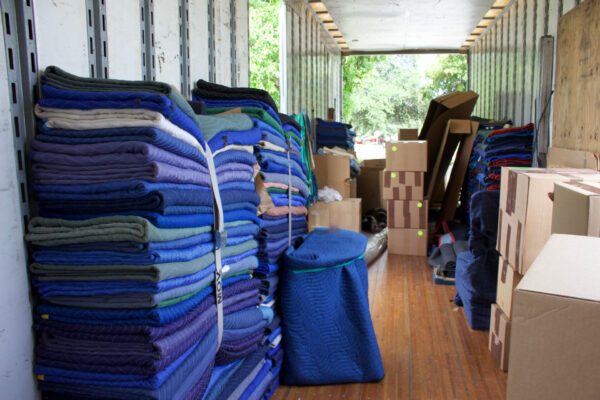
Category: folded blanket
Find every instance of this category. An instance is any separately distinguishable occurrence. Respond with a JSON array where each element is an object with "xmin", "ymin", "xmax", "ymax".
[
  {"xmin": 257, "ymin": 147, "xmax": 307, "ymax": 174},
  {"xmin": 31, "ymin": 240, "xmax": 258, "ymax": 282},
  {"xmin": 39, "ymin": 207, "xmax": 260, "ymax": 228},
  {"xmin": 31, "ymin": 139, "xmax": 207, "ymax": 170},
  {"xmin": 39, "ymin": 348, "xmax": 215, "ymax": 400},
  {"xmin": 34, "ymin": 278, "xmax": 259, "ymax": 343},
  {"xmin": 269, "ymin": 193, "xmax": 306, "ymax": 207},
  {"xmin": 195, "ymin": 98, "xmax": 280, "ymax": 127},
  {"xmin": 204, "ymin": 124, "xmax": 262, "ymax": 152},
  {"xmin": 260, "ymin": 172, "xmax": 309, "ymax": 198},
  {"xmin": 36, "ymin": 303, "xmax": 217, "ymax": 376},
  {"xmin": 36, "ymin": 276, "xmax": 259, "ymax": 326},
  {"xmin": 42, "ymin": 65, "xmax": 197, "ymax": 124},
  {"xmin": 193, "ymin": 80, "xmax": 279, "ymax": 117},
  {"xmin": 32, "ymin": 161, "xmax": 224, "ymax": 186},
  {"xmin": 27, "ymin": 216, "xmax": 257, "ymax": 248},
  {"xmin": 36, "ymin": 104, "xmax": 204, "ymax": 150},
  {"xmin": 206, "ymin": 107, "xmax": 283, "ymax": 135},
  {"xmin": 33, "ymin": 221, "xmax": 257, "ymax": 254},
  {"xmin": 39, "ymin": 268, "xmax": 255, "ymax": 309},
  {"xmin": 263, "ymin": 206, "xmax": 307, "ymax": 217}
]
